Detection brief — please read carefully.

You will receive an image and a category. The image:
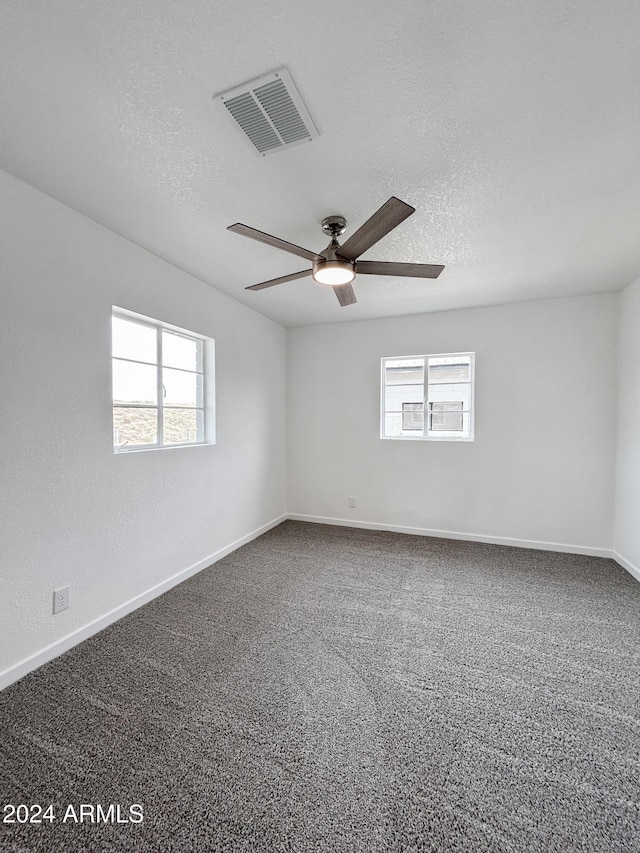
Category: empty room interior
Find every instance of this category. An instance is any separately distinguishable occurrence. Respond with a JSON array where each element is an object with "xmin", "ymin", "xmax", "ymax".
[{"xmin": 1, "ymin": 2, "xmax": 639, "ymax": 851}]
